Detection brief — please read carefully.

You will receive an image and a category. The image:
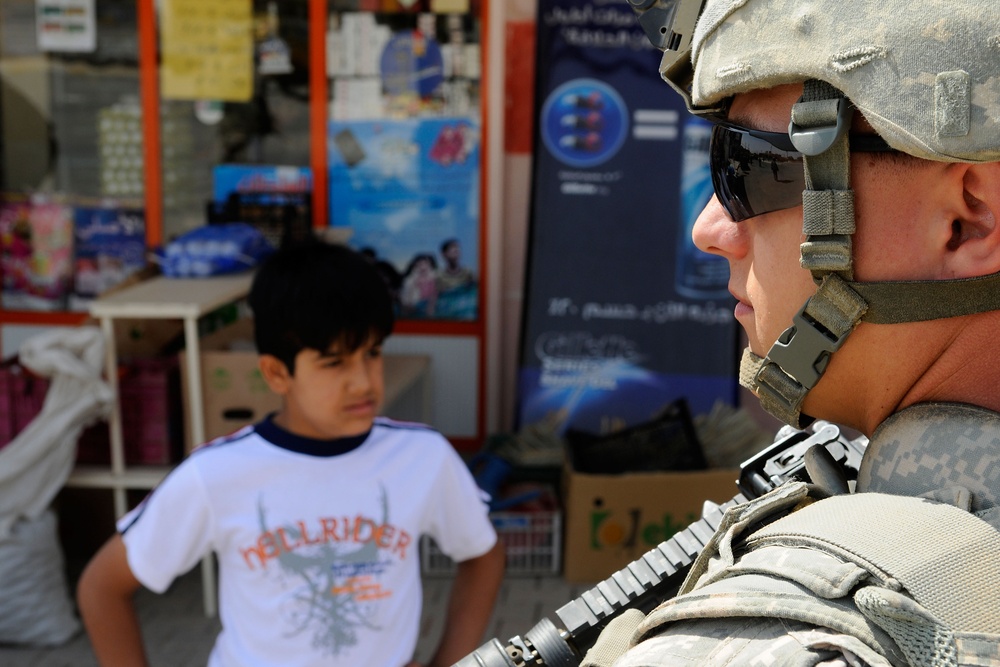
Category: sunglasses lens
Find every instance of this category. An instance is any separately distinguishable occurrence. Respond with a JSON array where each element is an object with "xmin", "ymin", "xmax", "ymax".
[{"xmin": 710, "ymin": 124, "xmax": 805, "ymax": 222}]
